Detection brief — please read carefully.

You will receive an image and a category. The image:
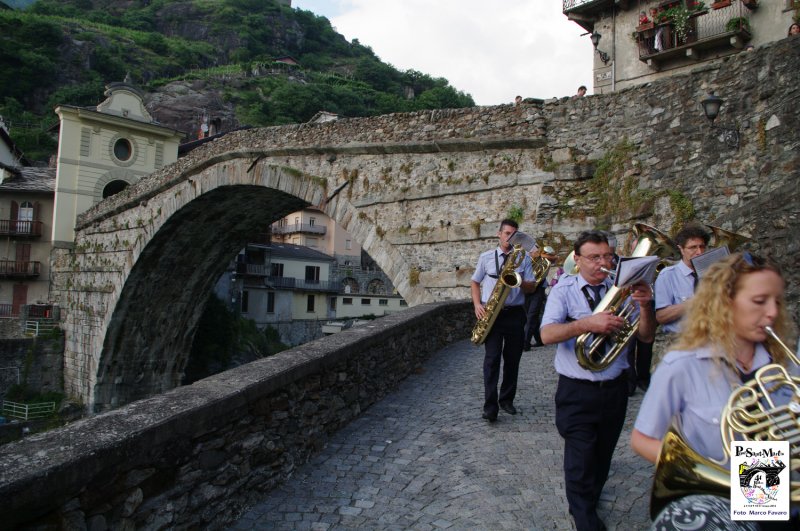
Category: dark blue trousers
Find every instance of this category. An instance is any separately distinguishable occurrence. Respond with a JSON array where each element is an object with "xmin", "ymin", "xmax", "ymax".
[
  {"xmin": 482, "ymin": 306, "xmax": 525, "ymax": 416},
  {"xmin": 555, "ymin": 374, "xmax": 628, "ymax": 531},
  {"xmin": 523, "ymin": 284, "xmax": 547, "ymax": 347}
]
